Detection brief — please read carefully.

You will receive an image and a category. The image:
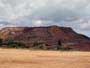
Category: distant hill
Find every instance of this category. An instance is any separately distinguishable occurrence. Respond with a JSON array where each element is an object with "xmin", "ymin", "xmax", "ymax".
[{"xmin": 0, "ymin": 25, "xmax": 90, "ymax": 51}]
